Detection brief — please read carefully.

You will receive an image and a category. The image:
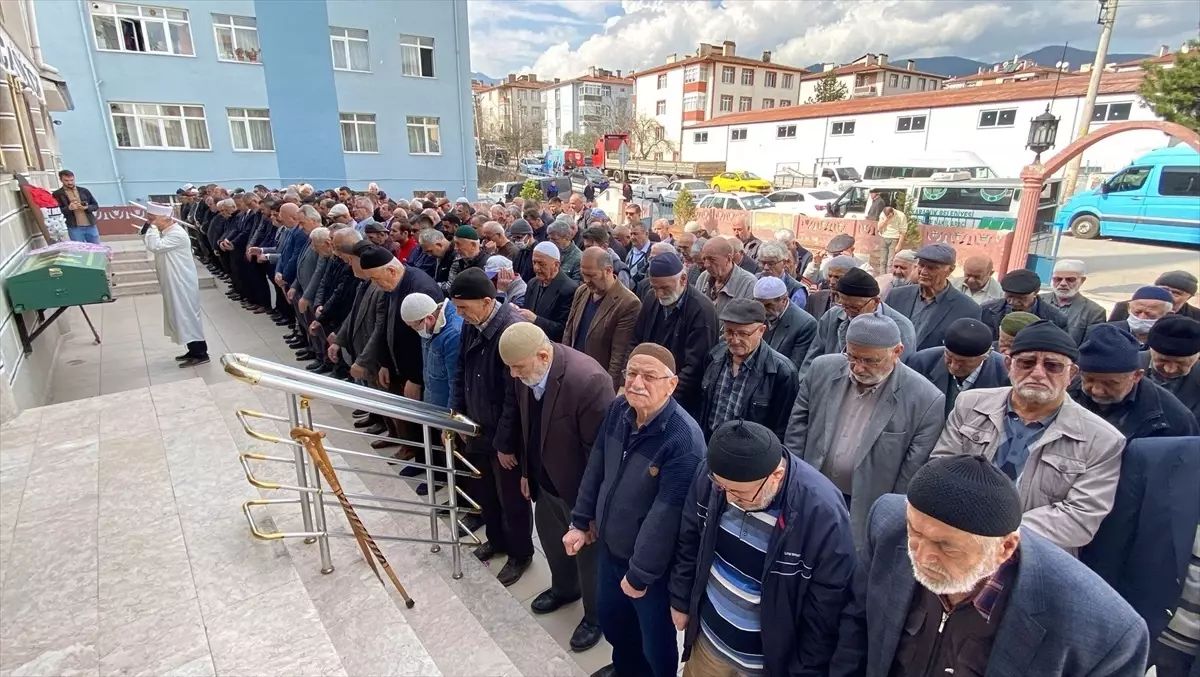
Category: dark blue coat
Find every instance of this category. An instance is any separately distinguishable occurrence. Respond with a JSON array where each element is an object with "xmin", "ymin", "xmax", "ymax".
[
  {"xmin": 1068, "ymin": 377, "xmax": 1199, "ymax": 440},
  {"xmin": 829, "ymin": 494, "xmax": 1149, "ymax": 677},
  {"xmin": 979, "ymin": 296, "xmax": 1068, "ymax": 339},
  {"xmin": 671, "ymin": 454, "xmax": 855, "ymax": 677},
  {"xmin": 904, "ymin": 347, "xmax": 1009, "ymax": 410},
  {"xmin": 885, "ymin": 284, "xmax": 981, "ymax": 351},
  {"xmin": 699, "ymin": 343, "xmax": 798, "ymax": 441},
  {"xmin": 1081, "ymin": 436, "xmax": 1200, "ymax": 677}
]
